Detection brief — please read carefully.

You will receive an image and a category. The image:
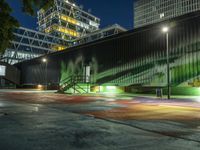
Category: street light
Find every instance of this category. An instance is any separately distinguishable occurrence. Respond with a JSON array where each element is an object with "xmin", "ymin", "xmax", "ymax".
[
  {"xmin": 42, "ymin": 58, "xmax": 47, "ymax": 90},
  {"xmin": 42, "ymin": 58, "xmax": 47, "ymax": 63},
  {"xmin": 162, "ymin": 26, "xmax": 170, "ymax": 99},
  {"xmin": 162, "ymin": 27, "xmax": 169, "ymax": 33}
]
